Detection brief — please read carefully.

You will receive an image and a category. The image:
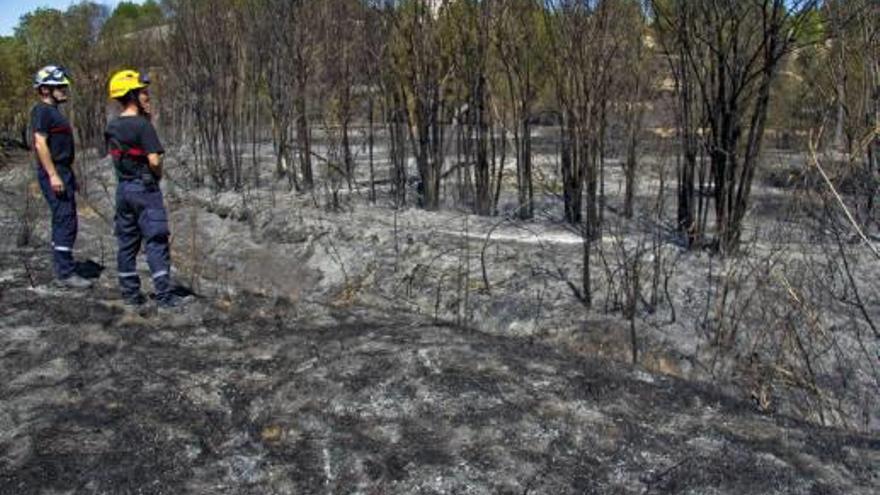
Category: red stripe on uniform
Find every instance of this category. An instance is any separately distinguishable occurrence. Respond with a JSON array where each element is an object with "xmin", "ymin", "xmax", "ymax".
[{"xmin": 108, "ymin": 147, "xmax": 148, "ymax": 160}]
